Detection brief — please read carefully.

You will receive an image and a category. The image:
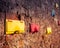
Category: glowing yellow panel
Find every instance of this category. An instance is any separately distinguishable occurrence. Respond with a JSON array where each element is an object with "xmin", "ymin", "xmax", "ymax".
[
  {"xmin": 6, "ymin": 19, "xmax": 25, "ymax": 34},
  {"xmin": 46, "ymin": 27, "xmax": 52, "ymax": 35}
]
